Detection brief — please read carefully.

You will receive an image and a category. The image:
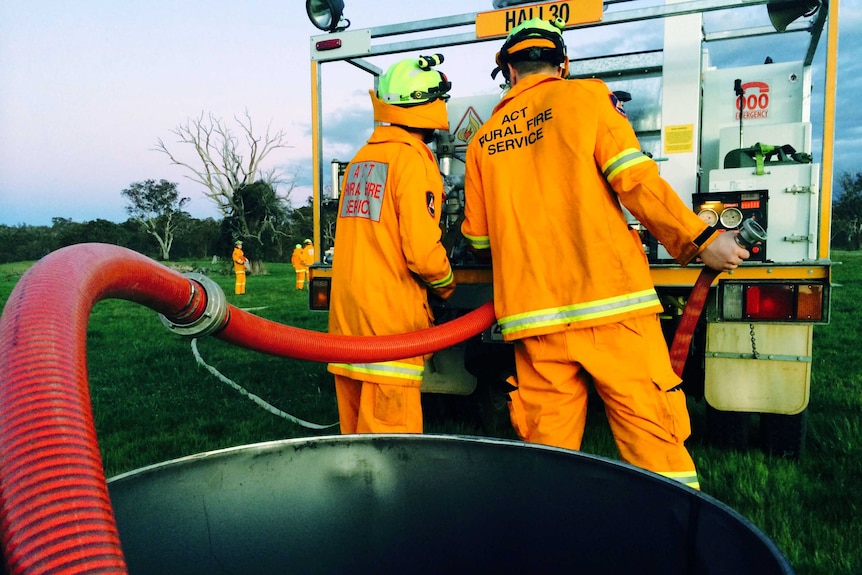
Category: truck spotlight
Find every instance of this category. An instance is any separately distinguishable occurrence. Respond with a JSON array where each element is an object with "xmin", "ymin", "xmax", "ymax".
[
  {"xmin": 767, "ymin": 0, "xmax": 820, "ymax": 32},
  {"xmin": 306, "ymin": 0, "xmax": 349, "ymax": 32}
]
